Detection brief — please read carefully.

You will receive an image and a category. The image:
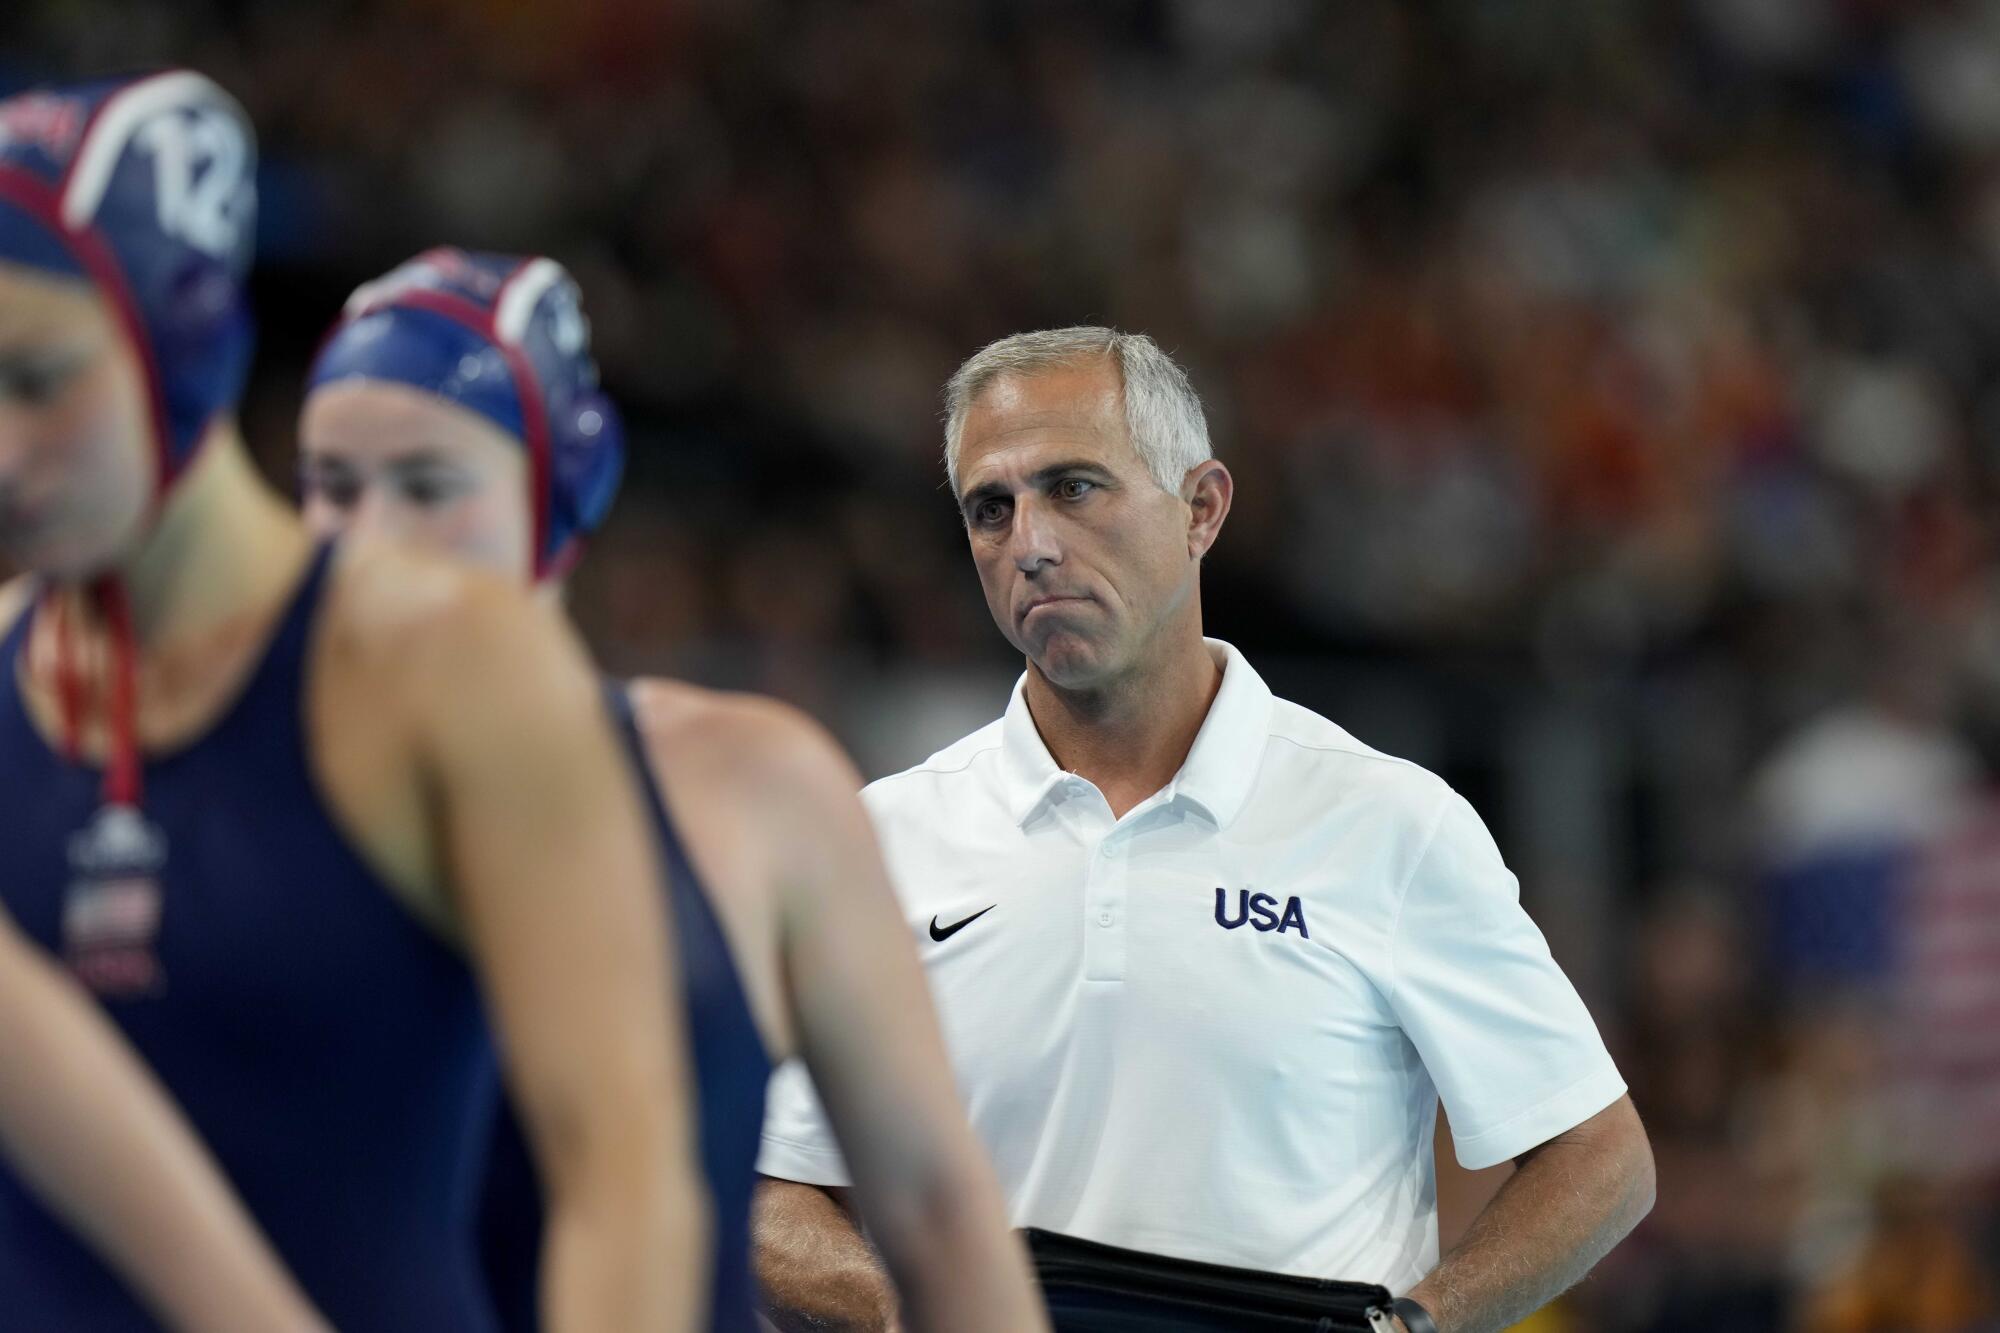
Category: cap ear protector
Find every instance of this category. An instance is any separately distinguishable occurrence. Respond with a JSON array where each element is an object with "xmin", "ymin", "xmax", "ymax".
[
  {"xmin": 0, "ymin": 70, "xmax": 257, "ymax": 501},
  {"xmin": 307, "ymin": 248, "xmax": 625, "ymax": 581}
]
